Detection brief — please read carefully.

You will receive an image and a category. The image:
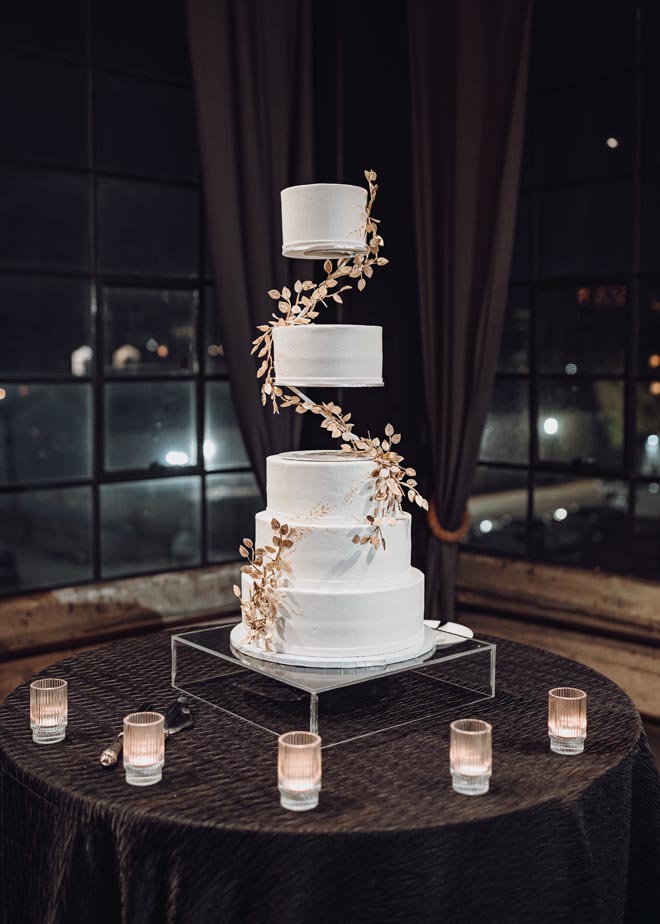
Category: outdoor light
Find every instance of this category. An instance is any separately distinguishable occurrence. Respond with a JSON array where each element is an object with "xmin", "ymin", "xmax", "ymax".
[
  {"xmin": 479, "ymin": 519, "xmax": 493, "ymax": 533},
  {"xmin": 565, "ymin": 363, "xmax": 577, "ymax": 375},
  {"xmin": 606, "ymin": 137, "xmax": 619, "ymax": 149},
  {"xmin": 553, "ymin": 507, "xmax": 568, "ymax": 521},
  {"xmin": 165, "ymin": 451, "xmax": 189, "ymax": 466},
  {"xmin": 543, "ymin": 417, "xmax": 559, "ymax": 435},
  {"xmin": 647, "ymin": 435, "xmax": 659, "ymax": 449}
]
